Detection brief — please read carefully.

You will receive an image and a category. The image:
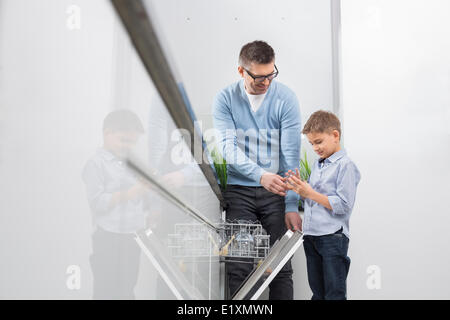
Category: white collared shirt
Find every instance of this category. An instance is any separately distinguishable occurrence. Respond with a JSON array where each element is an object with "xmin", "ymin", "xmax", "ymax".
[{"xmin": 244, "ymin": 87, "xmax": 267, "ymax": 112}]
